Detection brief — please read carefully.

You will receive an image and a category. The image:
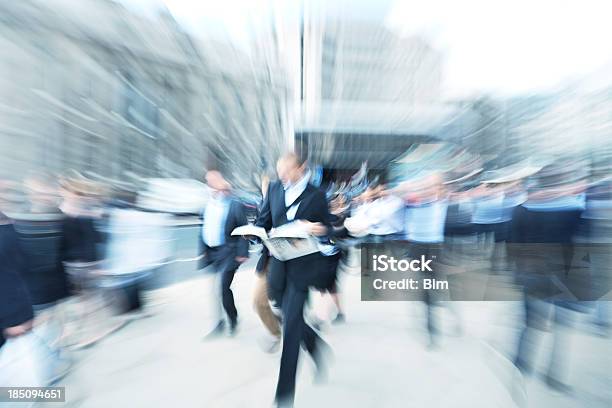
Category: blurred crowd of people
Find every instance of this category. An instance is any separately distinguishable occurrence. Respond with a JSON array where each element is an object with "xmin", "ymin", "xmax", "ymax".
[
  {"xmin": 325, "ymin": 157, "xmax": 611, "ymax": 394},
  {"xmin": 195, "ymin": 152, "xmax": 610, "ymax": 406},
  {"xmin": 0, "ymin": 173, "xmax": 172, "ymax": 394},
  {"xmin": 1, "ymin": 152, "xmax": 610, "ymax": 407}
]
